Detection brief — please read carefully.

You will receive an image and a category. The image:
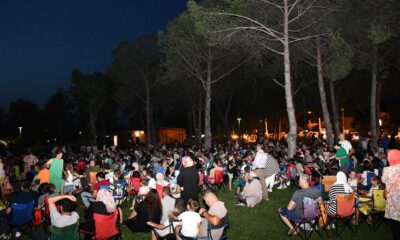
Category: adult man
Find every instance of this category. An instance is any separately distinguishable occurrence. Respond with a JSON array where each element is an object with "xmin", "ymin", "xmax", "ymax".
[
  {"xmin": 198, "ymin": 191, "xmax": 228, "ymax": 240},
  {"xmin": 48, "ymin": 195, "xmax": 79, "ymax": 228},
  {"xmin": 161, "ymin": 187, "xmax": 176, "ymax": 223},
  {"xmin": 339, "ymin": 133, "xmax": 352, "ymax": 155},
  {"xmin": 252, "ymin": 144, "xmax": 269, "ymax": 201},
  {"xmin": 278, "ymin": 174, "xmax": 321, "ymax": 235}
]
